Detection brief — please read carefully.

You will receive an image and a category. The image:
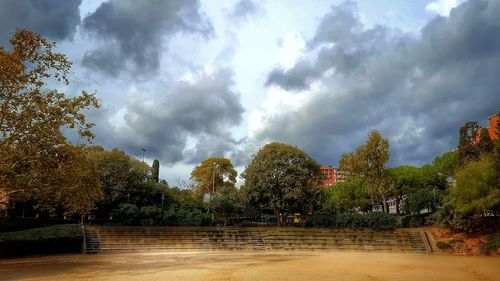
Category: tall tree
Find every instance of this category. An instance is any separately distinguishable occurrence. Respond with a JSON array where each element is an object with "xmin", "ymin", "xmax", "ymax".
[
  {"xmin": 151, "ymin": 159, "xmax": 160, "ymax": 183},
  {"xmin": 387, "ymin": 166, "xmax": 422, "ymax": 215},
  {"xmin": 191, "ymin": 158, "xmax": 237, "ymax": 200},
  {"xmin": 458, "ymin": 121, "xmax": 480, "ymax": 165},
  {"xmin": 89, "ymin": 147, "xmax": 150, "ymax": 217},
  {"xmin": 0, "ymin": 29, "xmax": 100, "ymax": 214},
  {"xmin": 242, "ymin": 142, "xmax": 321, "ymax": 226},
  {"xmin": 339, "ymin": 130, "xmax": 391, "ymax": 212},
  {"xmin": 478, "ymin": 128, "xmax": 494, "ymax": 154},
  {"xmin": 450, "ymin": 155, "xmax": 500, "ymax": 230}
]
